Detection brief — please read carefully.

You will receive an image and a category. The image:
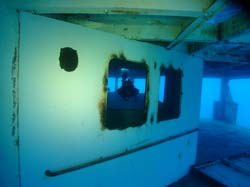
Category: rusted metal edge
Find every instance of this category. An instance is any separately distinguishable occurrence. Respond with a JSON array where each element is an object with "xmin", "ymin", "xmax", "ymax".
[
  {"xmin": 45, "ymin": 128, "xmax": 198, "ymax": 177},
  {"xmin": 11, "ymin": 10, "xmax": 21, "ymax": 187}
]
